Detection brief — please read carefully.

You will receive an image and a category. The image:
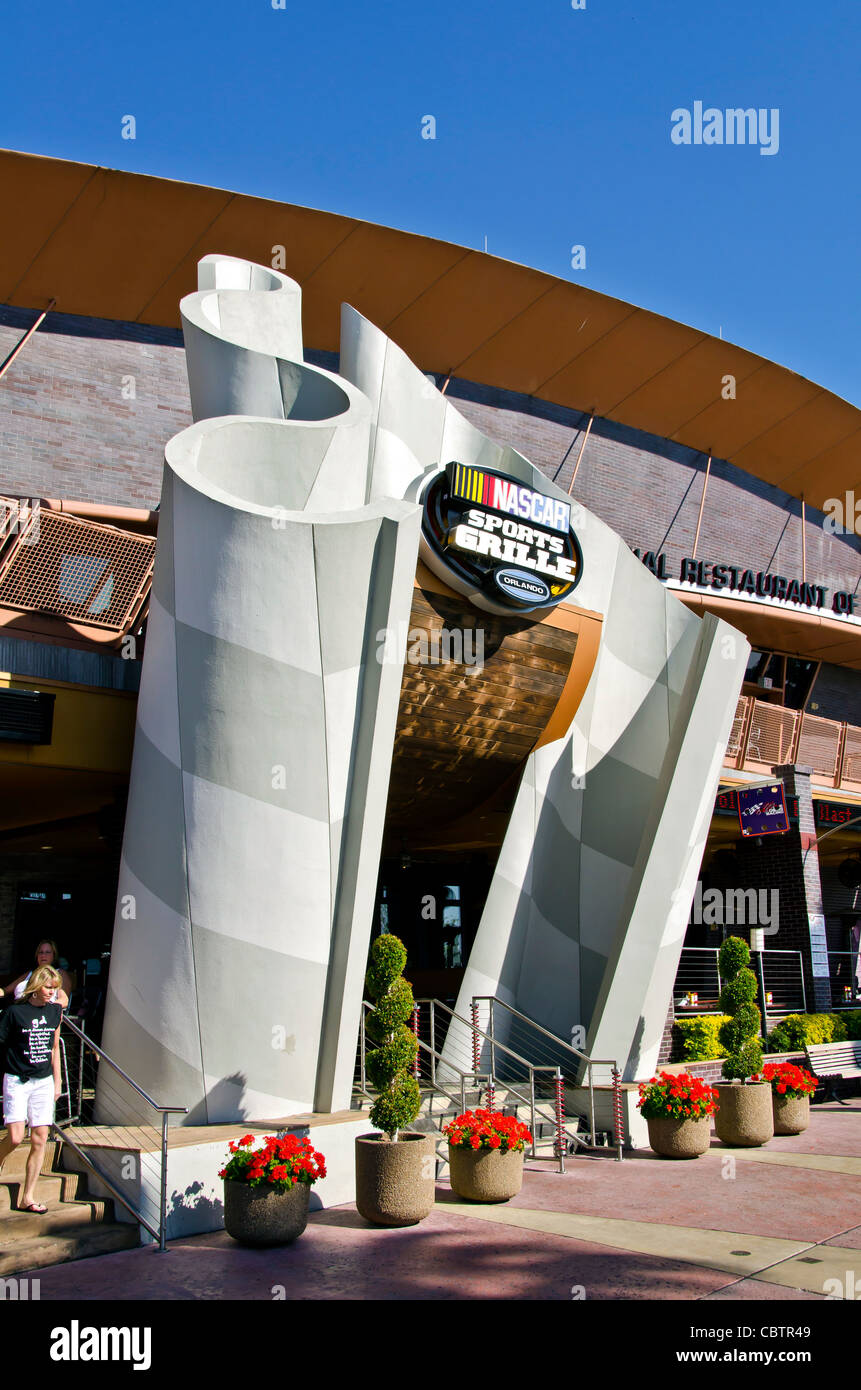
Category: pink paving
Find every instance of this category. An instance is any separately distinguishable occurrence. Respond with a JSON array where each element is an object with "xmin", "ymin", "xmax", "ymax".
[{"xmin": 28, "ymin": 1099, "xmax": 861, "ymax": 1302}]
